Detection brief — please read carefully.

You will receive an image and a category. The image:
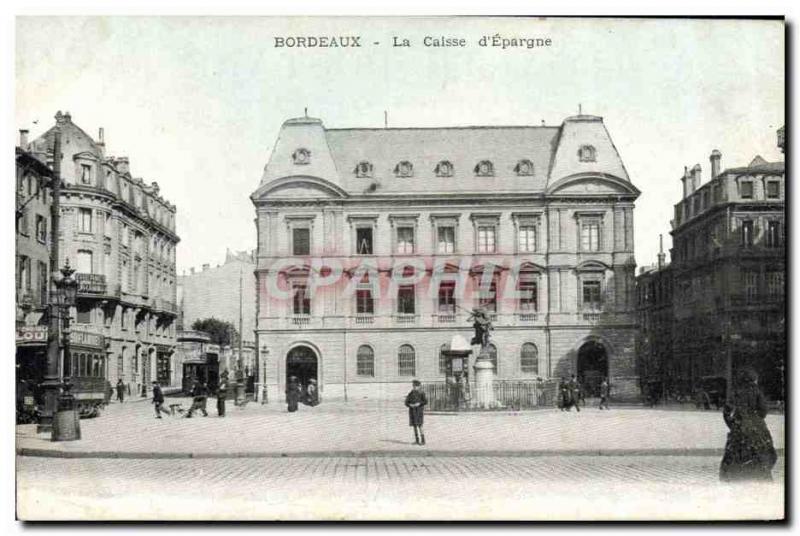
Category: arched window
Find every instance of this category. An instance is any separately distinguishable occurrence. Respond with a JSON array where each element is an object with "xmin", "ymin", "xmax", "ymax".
[
  {"xmin": 474, "ymin": 160, "xmax": 494, "ymax": 177},
  {"xmin": 398, "ymin": 344, "xmax": 416, "ymax": 376},
  {"xmin": 514, "ymin": 159, "xmax": 534, "ymax": 176},
  {"xmin": 578, "ymin": 145, "xmax": 597, "ymax": 162},
  {"xmin": 486, "ymin": 343, "xmax": 498, "ymax": 374},
  {"xmin": 520, "ymin": 343, "xmax": 538, "ymax": 374},
  {"xmin": 439, "ymin": 343, "xmax": 448, "ymax": 375},
  {"xmin": 356, "ymin": 345, "xmax": 375, "ymax": 377},
  {"xmin": 354, "ymin": 160, "xmax": 373, "ymax": 178},
  {"xmin": 435, "ymin": 160, "xmax": 453, "ymax": 177},
  {"xmin": 394, "ymin": 161, "xmax": 413, "ymax": 178}
]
